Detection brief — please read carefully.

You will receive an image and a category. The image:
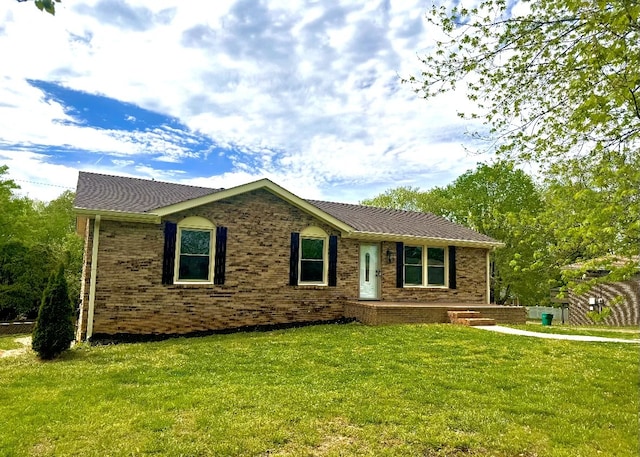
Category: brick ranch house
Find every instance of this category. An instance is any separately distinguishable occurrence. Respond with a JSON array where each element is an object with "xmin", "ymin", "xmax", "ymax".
[{"xmin": 74, "ymin": 172, "xmax": 525, "ymax": 341}]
